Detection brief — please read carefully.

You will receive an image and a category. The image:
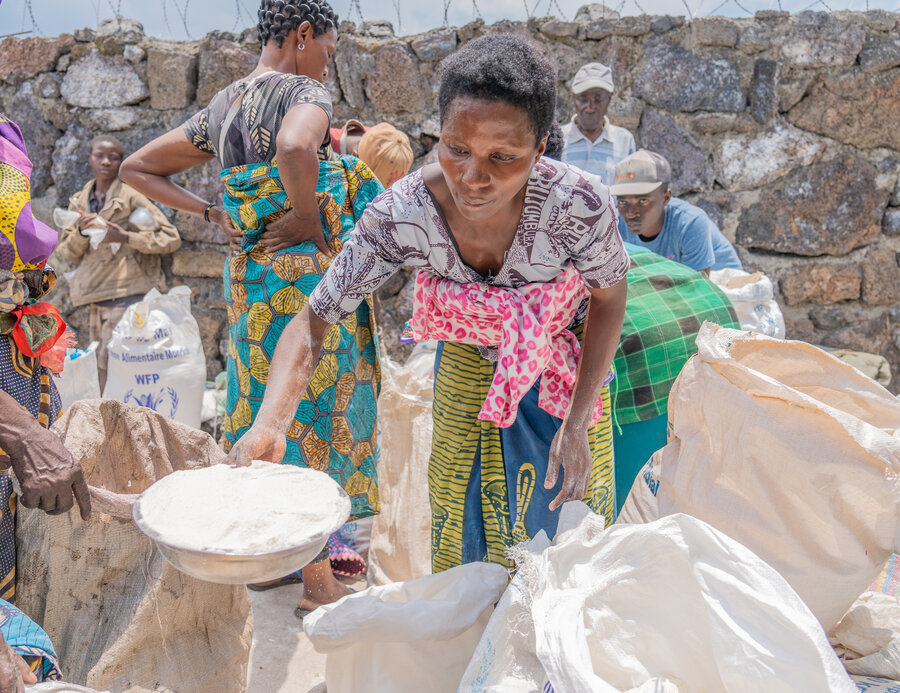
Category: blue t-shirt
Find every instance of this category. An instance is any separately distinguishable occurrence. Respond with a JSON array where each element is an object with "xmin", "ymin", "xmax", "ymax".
[{"xmin": 617, "ymin": 197, "xmax": 742, "ymax": 272}]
